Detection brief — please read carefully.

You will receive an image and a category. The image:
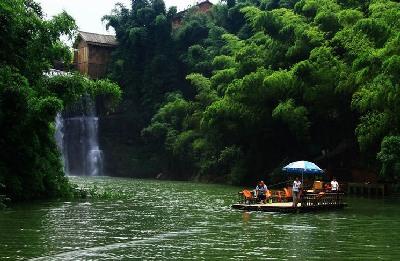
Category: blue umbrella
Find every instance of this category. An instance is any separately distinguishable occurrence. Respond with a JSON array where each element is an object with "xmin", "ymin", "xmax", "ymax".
[{"xmin": 282, "ymin": 160, "xmax": 324, "ymax": 183}]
